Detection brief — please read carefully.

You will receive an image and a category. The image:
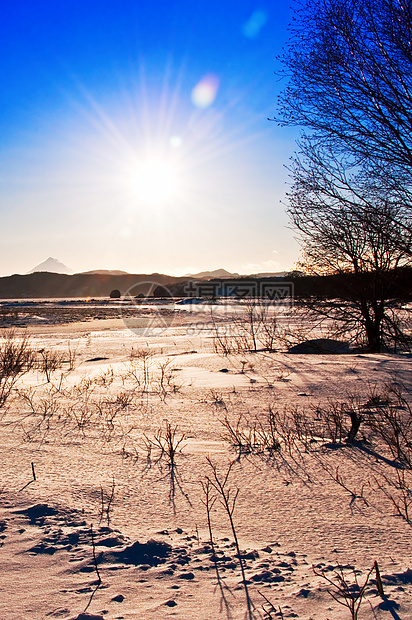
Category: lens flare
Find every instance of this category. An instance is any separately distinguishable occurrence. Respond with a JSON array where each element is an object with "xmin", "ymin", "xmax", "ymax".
[
  {"xmin": 242, "ymin": 10, "xmax": 268, "ymax": 39},
  {"xmin": 169, "ymin": 135, "xmax": 183, "ymax": 148},
  {"xmin": 191, "ymin": 74, "xmax": 219, "ymax": 109}
]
